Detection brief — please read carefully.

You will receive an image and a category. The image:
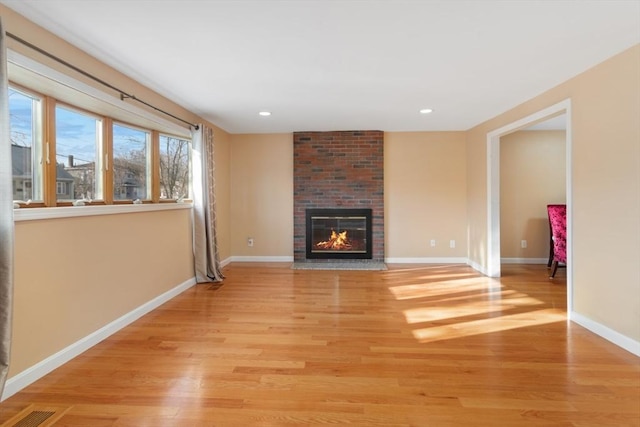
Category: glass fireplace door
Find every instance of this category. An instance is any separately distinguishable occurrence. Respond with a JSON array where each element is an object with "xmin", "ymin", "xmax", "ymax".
[{"xmin": 306, "ymin": 208, "xmax": 372, "ymax": 259}]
